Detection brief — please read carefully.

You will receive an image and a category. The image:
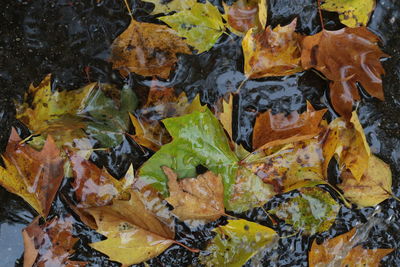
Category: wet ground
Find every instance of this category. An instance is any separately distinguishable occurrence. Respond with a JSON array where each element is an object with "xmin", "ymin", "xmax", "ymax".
[{"xmin": 0, "ymin": 0, "xmax": 399, "ymax": 266}]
